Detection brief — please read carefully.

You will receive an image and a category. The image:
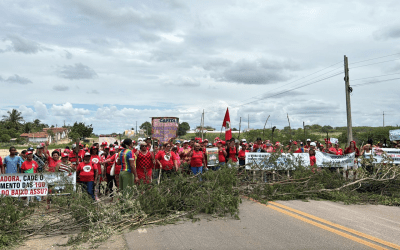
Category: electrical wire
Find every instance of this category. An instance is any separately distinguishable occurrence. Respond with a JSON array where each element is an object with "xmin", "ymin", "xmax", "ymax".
[
  {"xmin": 350, "ymin": 52, "xmax": 400, "ymax": 65},
  {"xmin": 351, "ymin": 72, "xmax": 400, "ymax": 81},
  {"xmin": 349, "ymin": 58, "xmax": 400, "ymax": 69},
  {"xmin": 352, "ymin": 77, "xmax": 400, "ymax": 87}
]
